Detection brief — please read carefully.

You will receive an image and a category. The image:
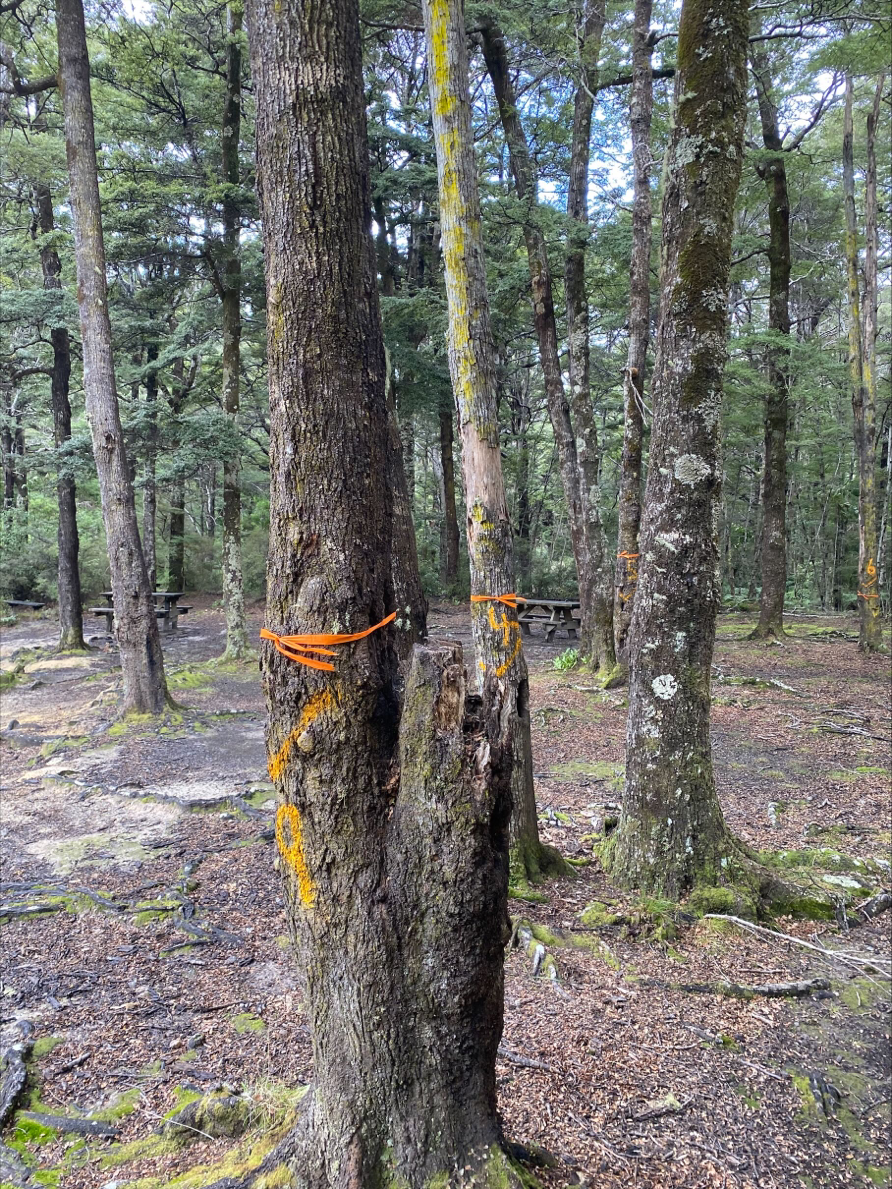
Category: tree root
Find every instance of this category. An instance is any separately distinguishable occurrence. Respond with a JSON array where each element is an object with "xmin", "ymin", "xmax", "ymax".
[{"xmin": 668, "ymin": 976, "xmax": 831, "ymax": 999}]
